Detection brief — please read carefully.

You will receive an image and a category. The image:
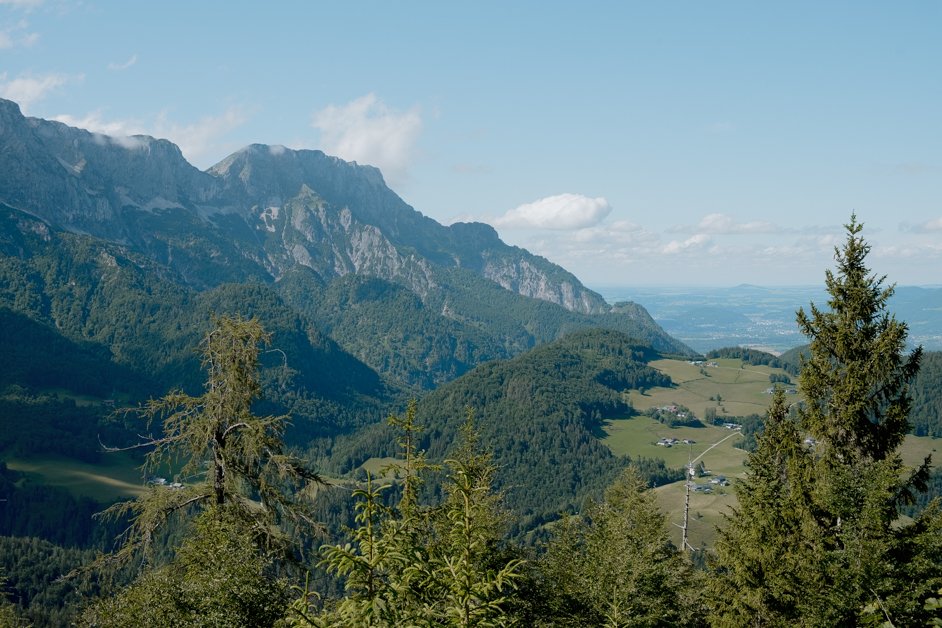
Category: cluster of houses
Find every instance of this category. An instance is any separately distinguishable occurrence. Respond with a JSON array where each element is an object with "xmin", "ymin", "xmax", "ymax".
[
  {"xmin": 764, "ymin": 386, "xmax": 799, "ymax": 395},
  {"xmin": 657, "ymin": 404, "xmax": 692, "ymax": 419},
  {"xmin": 690, "ymin": 475, "xmax": 730, "ymax": 493},
  {"xmin": 687, "ymin": 360, "xmax": 719, "ymax": 368},
  {"xmin": 655, "ymin": 437, "xmax": 697, "ymax": 448},
  {"xmin": 147, "ymin": 477, "xmax": 184, "ymax": 489}
]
